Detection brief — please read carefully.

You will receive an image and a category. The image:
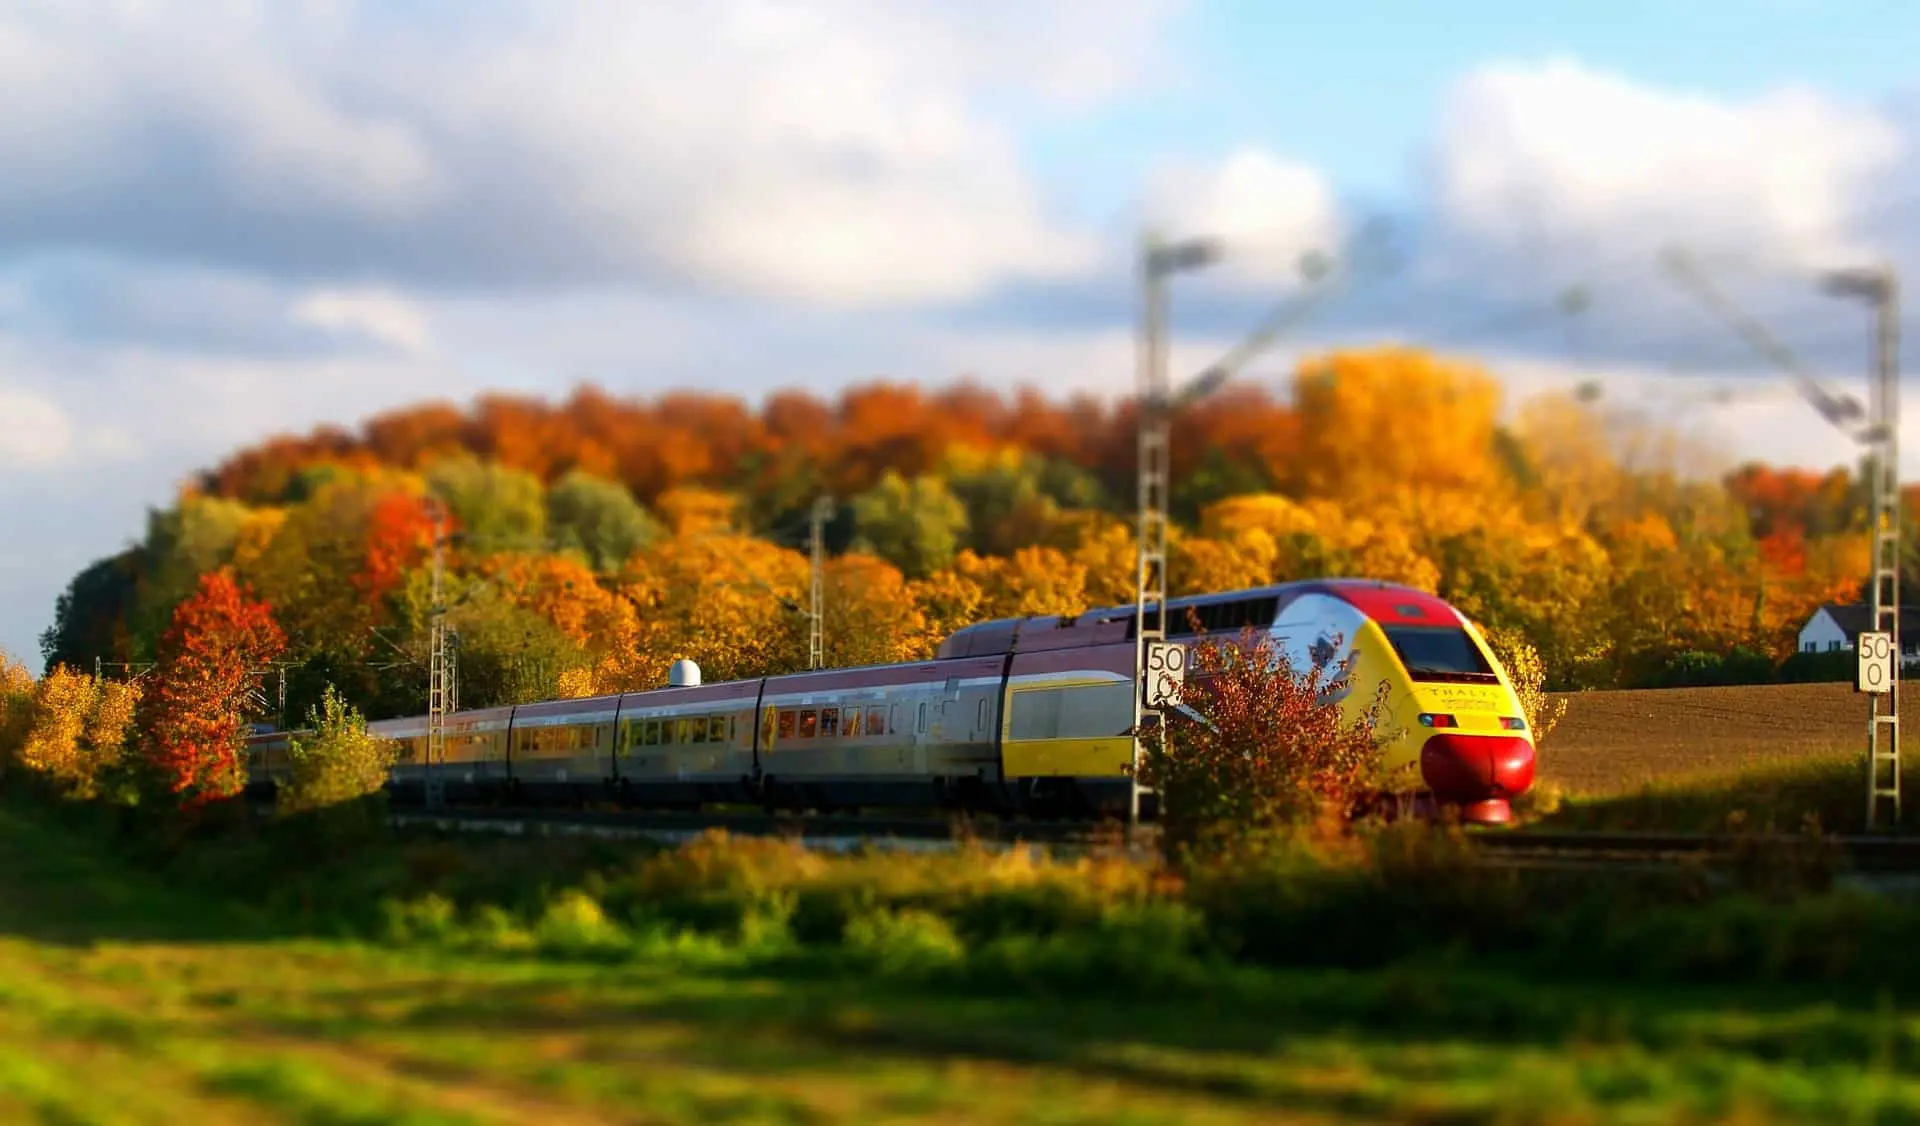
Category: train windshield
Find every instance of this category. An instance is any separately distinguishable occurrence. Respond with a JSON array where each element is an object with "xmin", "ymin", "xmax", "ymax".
[{"xmin": 1381, "ymin": 626, "xmax": 1499, "ymax": 683}]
